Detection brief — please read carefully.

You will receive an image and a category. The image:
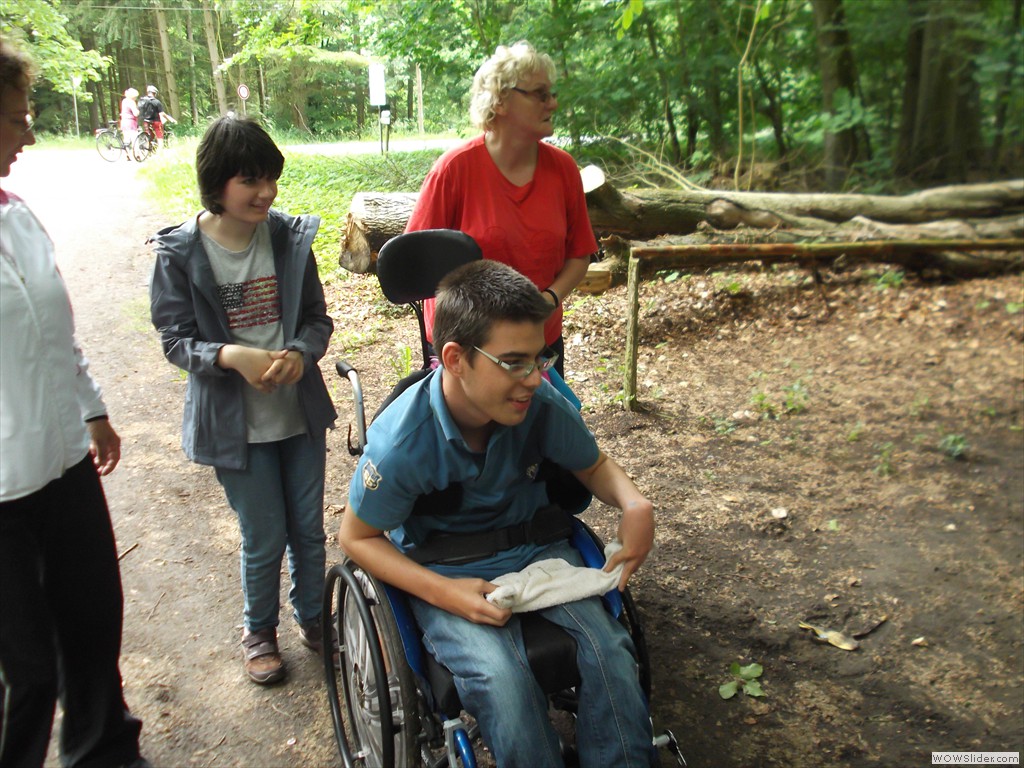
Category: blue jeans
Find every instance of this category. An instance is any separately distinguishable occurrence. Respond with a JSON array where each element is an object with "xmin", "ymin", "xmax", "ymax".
[
  {"xmin": 215, "ymin": 431, "xmax": 327, "ymax": 632},
  {"xmin": 410, "ymin": 540, "xmax": 658, "ymax": 768}
]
